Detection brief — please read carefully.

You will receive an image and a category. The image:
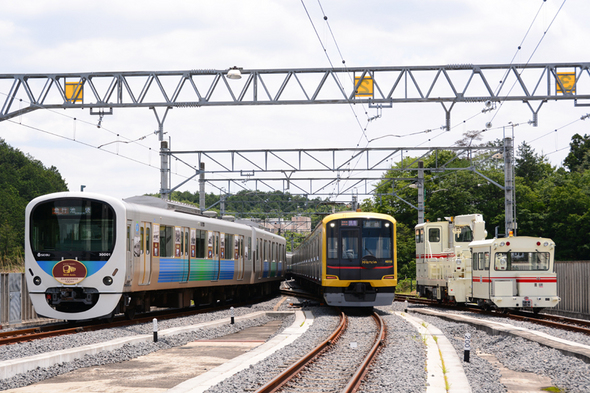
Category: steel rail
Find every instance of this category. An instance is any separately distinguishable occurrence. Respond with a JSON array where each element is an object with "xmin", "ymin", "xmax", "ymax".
[
  {"xmin": 255, "ymin": 310, "xmax": 347, "ymax": 393},
  {"xmin": 395, "ymin": 294, "xmax": 590, "ymax": 334},
  {"xmin": 342, "ymin": 312, "xmax": 386, "ymax": 393},
  {"xmin": 0, "ymin": 295, "xmax": 278, "ymax": 347}
]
